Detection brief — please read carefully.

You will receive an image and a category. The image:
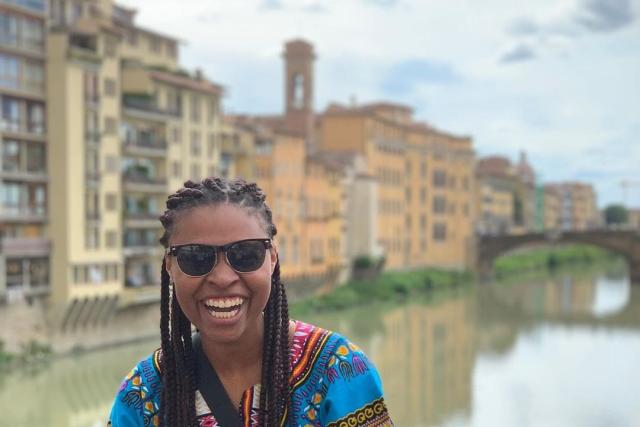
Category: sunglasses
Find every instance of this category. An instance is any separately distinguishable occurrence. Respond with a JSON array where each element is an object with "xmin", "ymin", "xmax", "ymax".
[{"xmin": 167, "ymin": 238, "xmax": 272, "ymax": 276}]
